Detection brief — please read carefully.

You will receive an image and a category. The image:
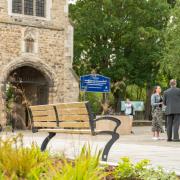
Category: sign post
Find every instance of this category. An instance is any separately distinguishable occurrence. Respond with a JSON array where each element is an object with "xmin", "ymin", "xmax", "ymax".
[{"xmin": 80, "ymin": 74, "xmax": 111, "ymax": 114}]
